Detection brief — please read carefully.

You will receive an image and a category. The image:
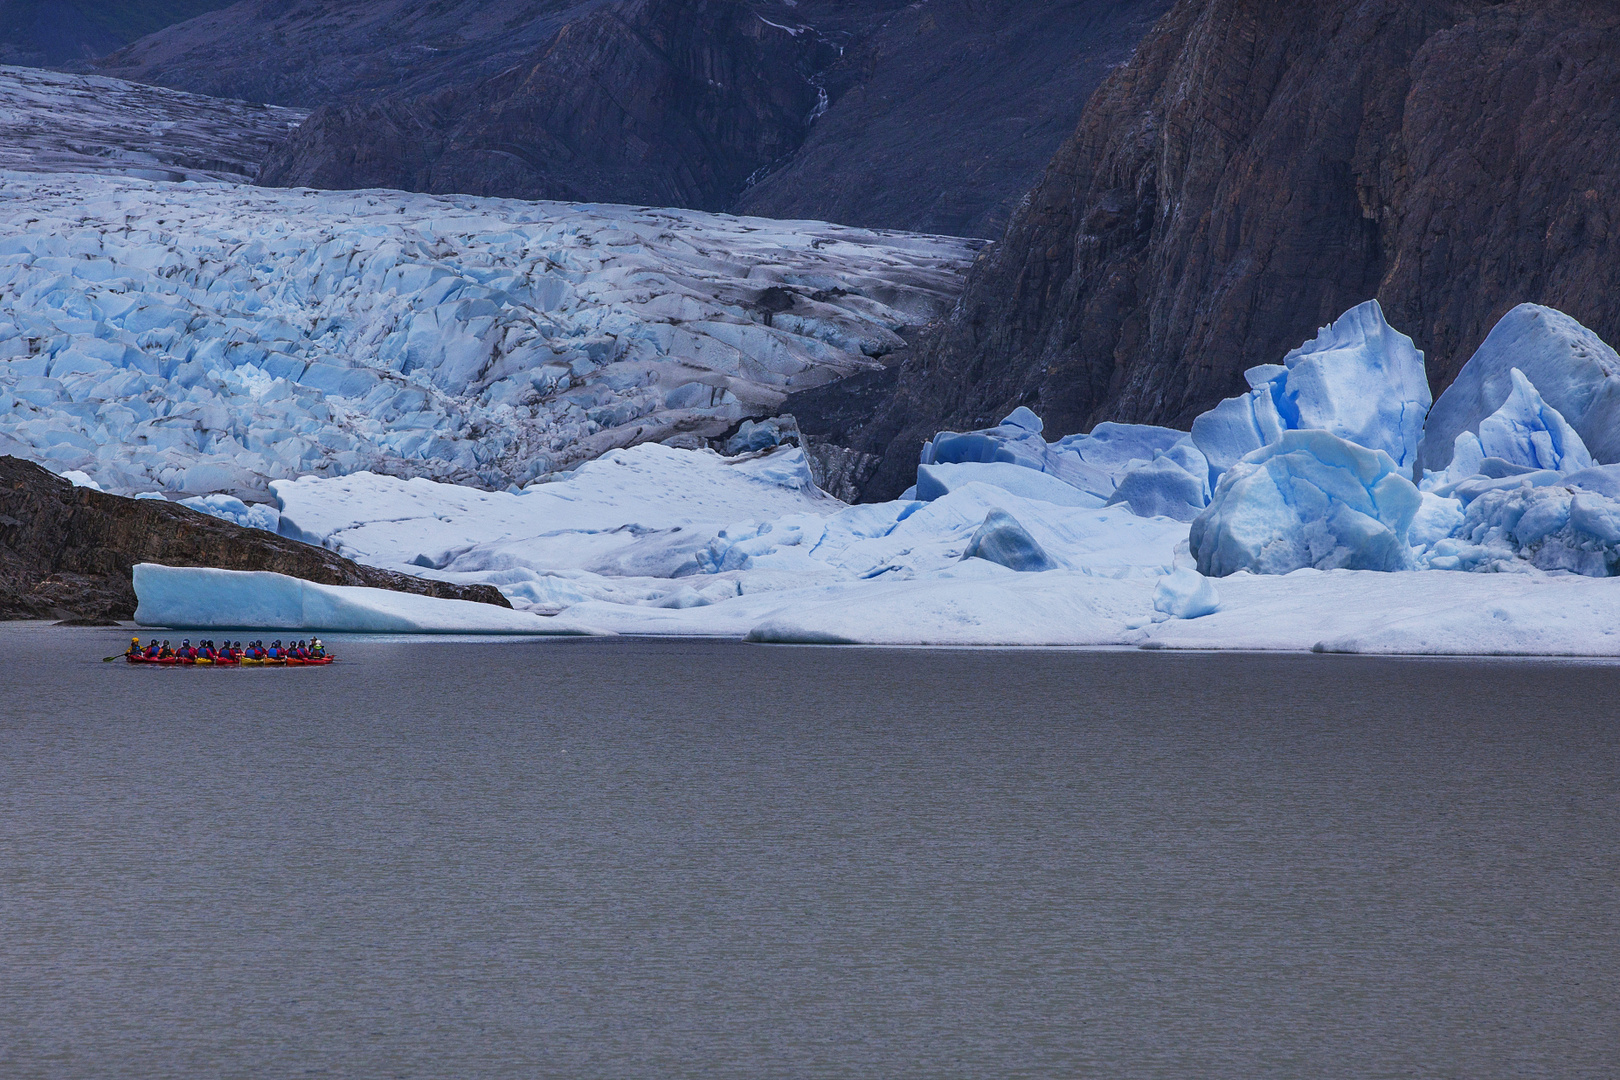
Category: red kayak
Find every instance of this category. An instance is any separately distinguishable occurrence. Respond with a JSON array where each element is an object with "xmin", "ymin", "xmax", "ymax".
[
  {"xmin": 126, "ymin": 655, "xmax": 178, "ymax": 665},
  {"xmin": 284, "ymin": 657, "xmax": 335, "ymax": 666}
]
